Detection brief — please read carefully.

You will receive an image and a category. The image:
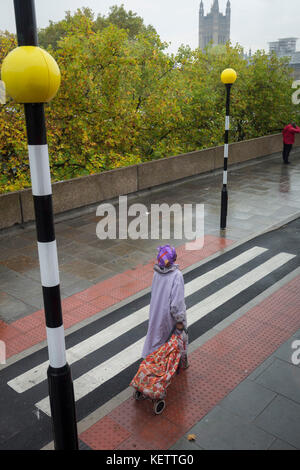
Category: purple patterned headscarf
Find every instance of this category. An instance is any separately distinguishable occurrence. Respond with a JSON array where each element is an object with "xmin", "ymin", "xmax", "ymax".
[{"xmin": 157, "ymin": 245, "xmax": 177, "ymax": 268}]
